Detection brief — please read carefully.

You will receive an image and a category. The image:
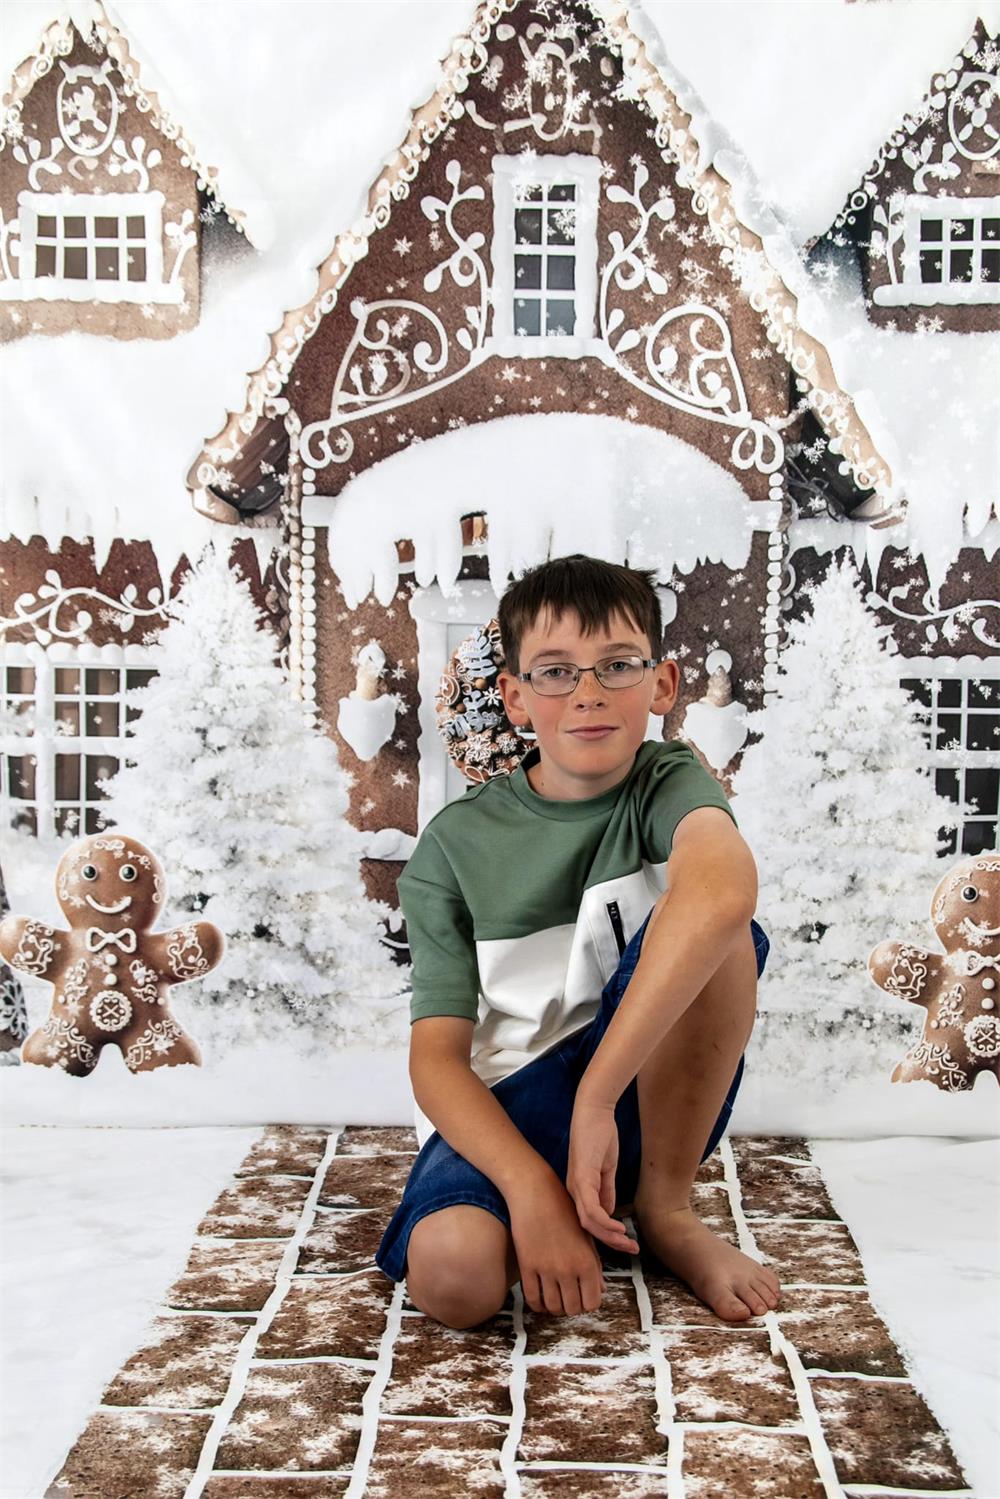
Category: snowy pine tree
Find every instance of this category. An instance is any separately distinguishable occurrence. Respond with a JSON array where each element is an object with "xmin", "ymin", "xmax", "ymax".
[
  {"xmin": 730, "ymin": 555, "xmax": 962, "ymax": 998},
  {"xmin": 100, "ymin": 540, "xmax": 409, "ymax": 1048}
]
